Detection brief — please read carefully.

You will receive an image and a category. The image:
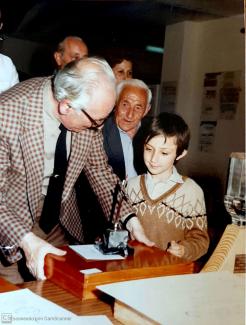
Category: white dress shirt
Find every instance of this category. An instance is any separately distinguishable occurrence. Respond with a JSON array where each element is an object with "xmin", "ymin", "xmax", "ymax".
[
  {"xmin": 145, "ymin": 167, "xmax": 184, "ymax": 200},
  {"xmin": 0, "ymin": 53, "xmax": 19, "ymax": 94},
  {"xmin": 42, "ymin": 82, "xmax": 71, "ymax": 195},
  {"xmin": 118, "ymin": 127, "xmax": 137, "ymax": 180}
]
